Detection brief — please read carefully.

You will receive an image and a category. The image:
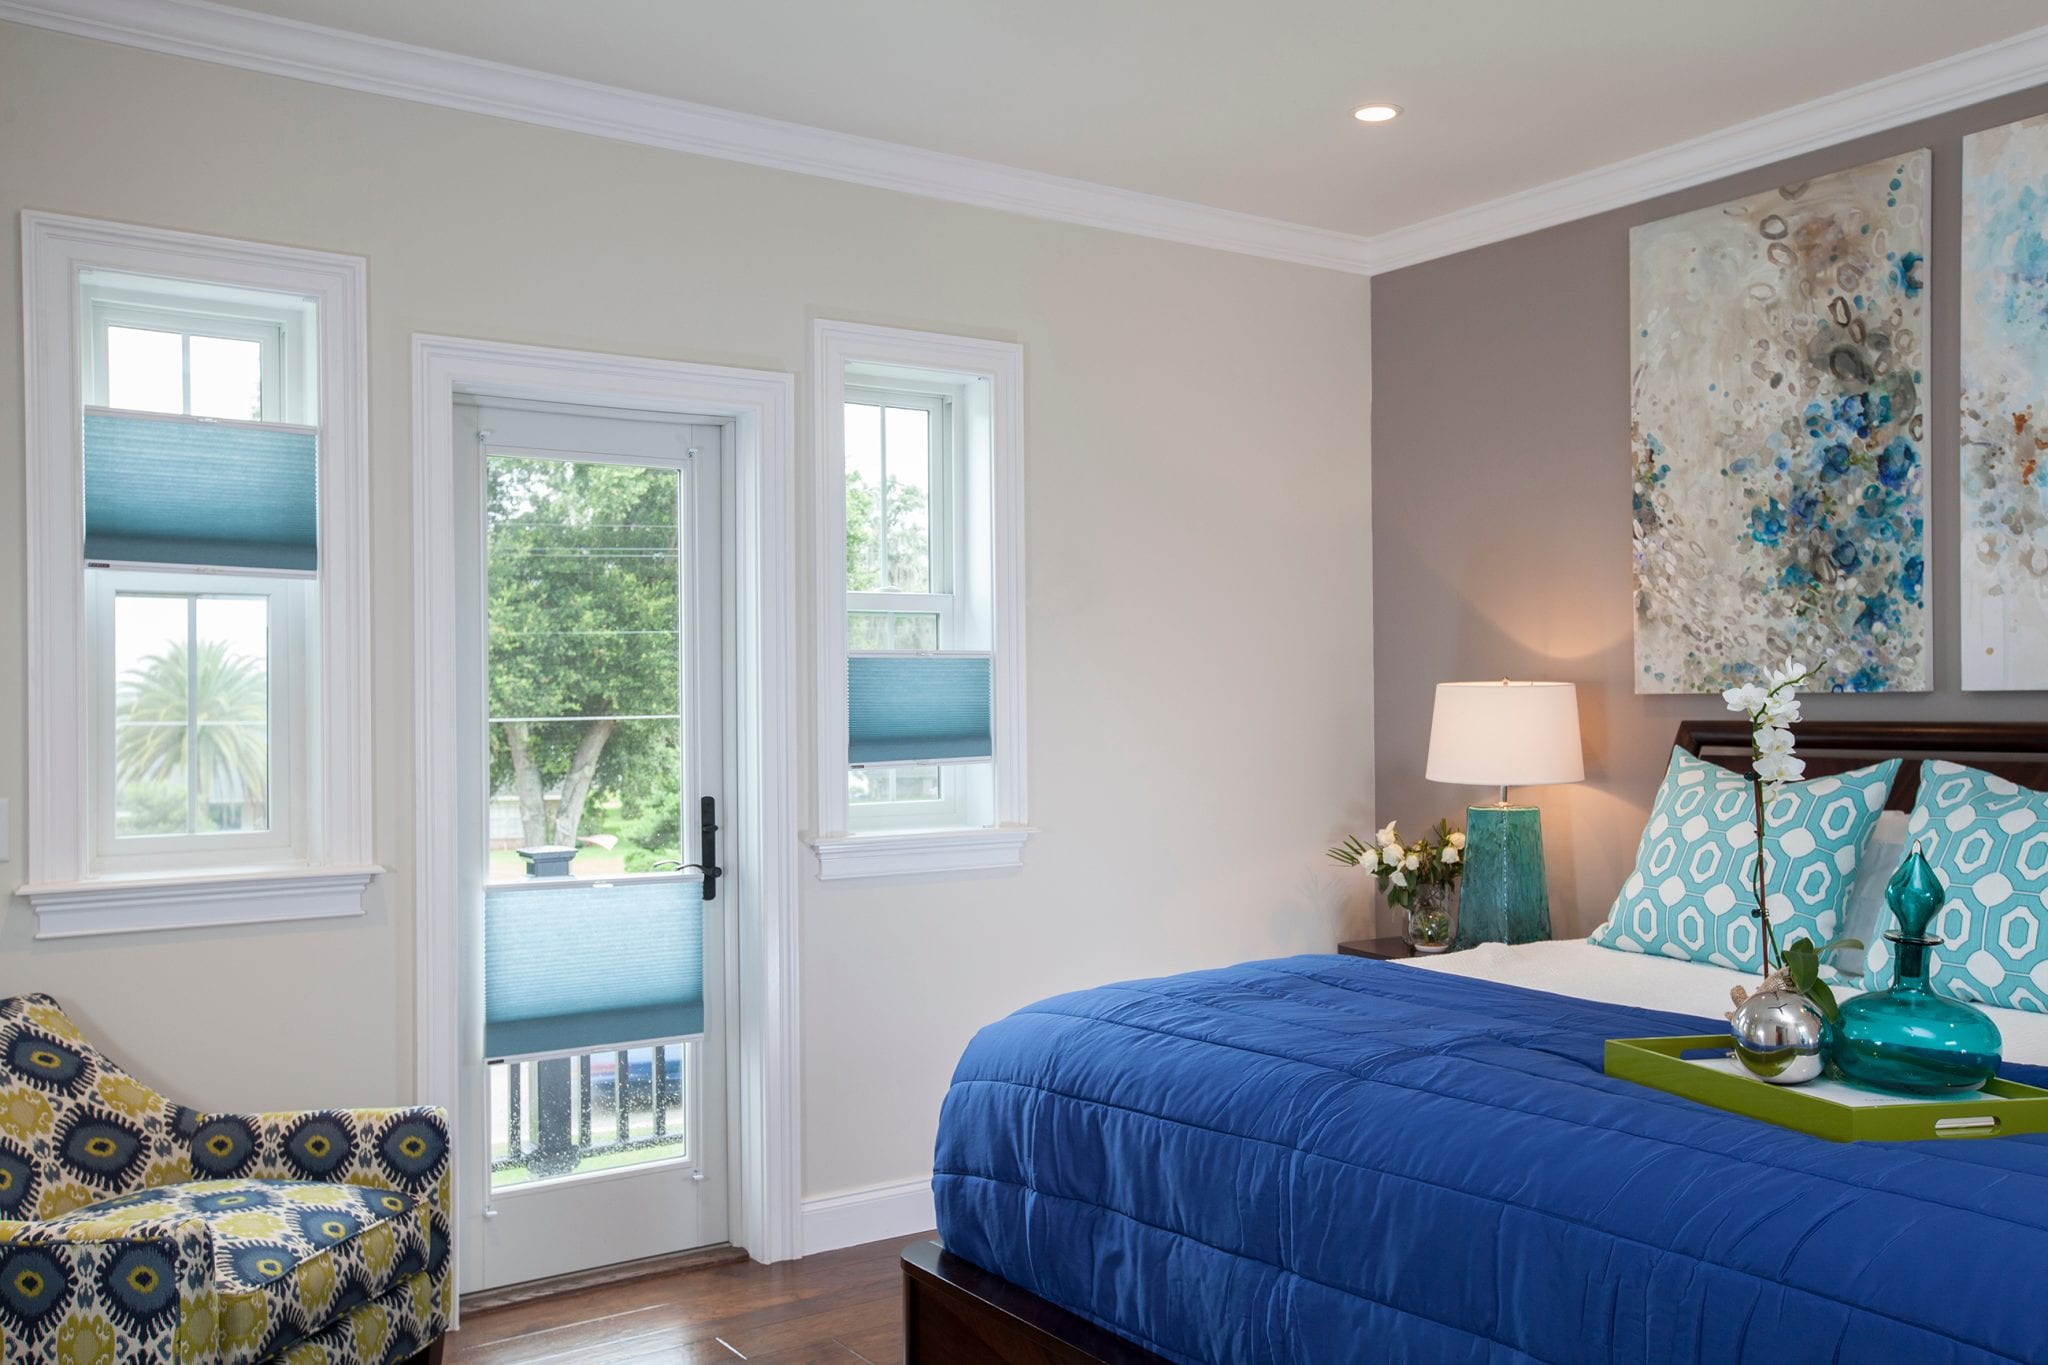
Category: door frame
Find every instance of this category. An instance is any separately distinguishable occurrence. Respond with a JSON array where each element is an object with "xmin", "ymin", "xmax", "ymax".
[{"xmin": 411, "ymin": 334, "xmax": 800, "ymax": 1286}]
